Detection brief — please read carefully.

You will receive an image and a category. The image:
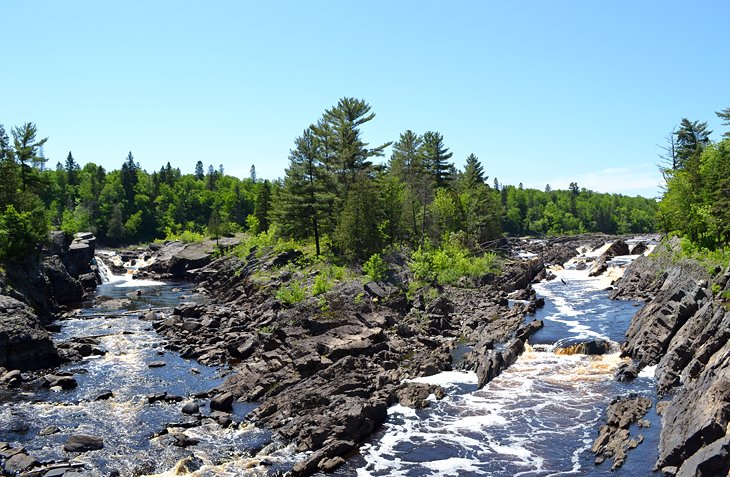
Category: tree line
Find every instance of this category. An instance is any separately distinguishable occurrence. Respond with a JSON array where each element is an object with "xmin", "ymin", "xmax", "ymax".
[
  {"xmin": 658, "ymin": 109, "xmax": 730, "ymax": 251},
  {"xmin": 0, "ymin": 98, "xmax": 662, "ymax": 263}
]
